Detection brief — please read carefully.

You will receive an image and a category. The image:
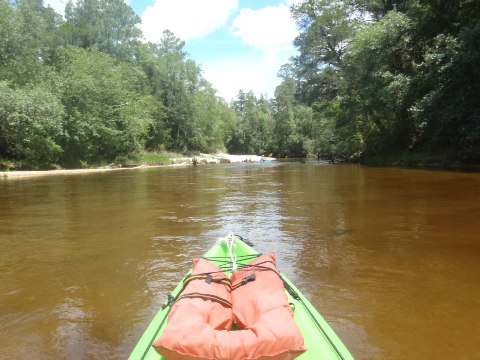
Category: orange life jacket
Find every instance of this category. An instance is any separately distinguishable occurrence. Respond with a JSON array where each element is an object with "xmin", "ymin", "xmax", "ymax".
[{"xmin": 153, "ymin": 254, "xmax": 306, "ymax": 360}]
